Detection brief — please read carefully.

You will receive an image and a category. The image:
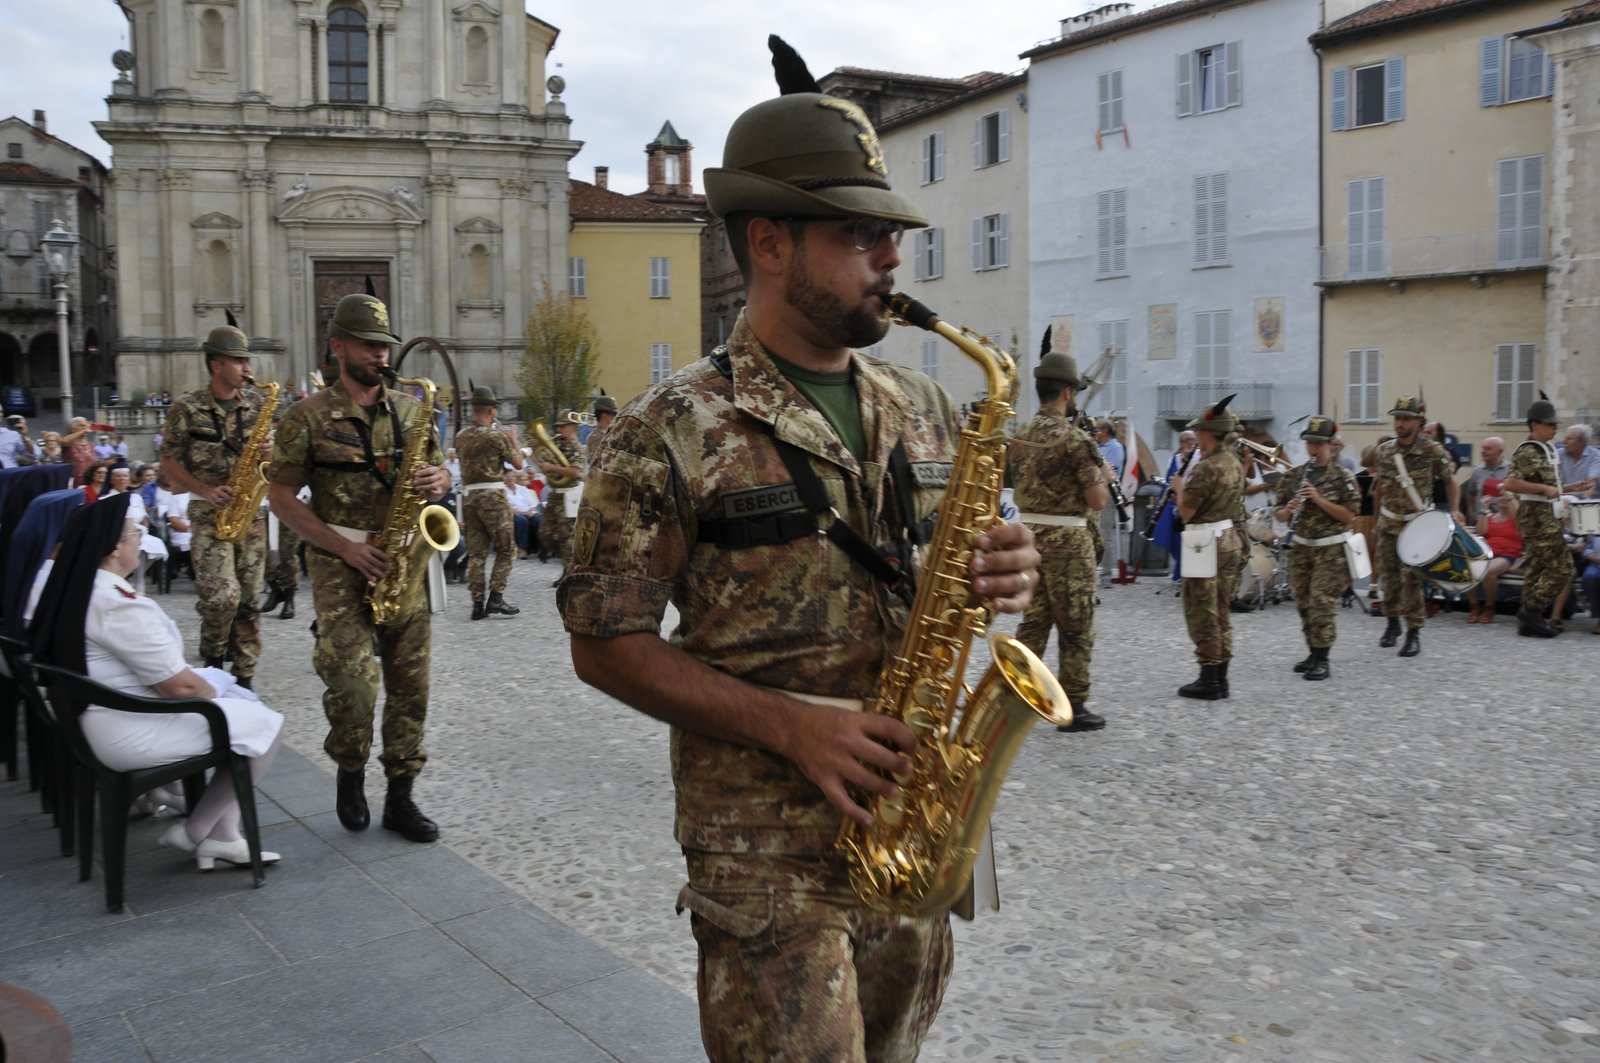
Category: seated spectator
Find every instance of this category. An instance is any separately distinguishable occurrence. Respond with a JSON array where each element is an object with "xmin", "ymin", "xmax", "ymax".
[
  {"xmin": 1464, "ymin": 437, "xmax": 1508, "ymax": 519},
  {"xmin": 93, "ymin": 433, "xmax": 116, "ymax": 460},
  {"xmin": 504, "ymin": 470, "xmax": 541, "ymax": 560},
  {"xmin": 161, "ymin": 391, "xmax": 172, "ymax": 405},
  {"xmin": 101, "ymin": 464, "xmax": 168, "ymax": 593},
  {"xmin": 29, "ymin": 493, "xmax": 284, "ymax": 871},
  {"xmin": 1576, "ymin": 534, "xmax": 1600, "ymax": 635},
  {"xmin": 1559, "ymin": 424, "xmax": 1600, "ymax": 499},
  {"xmin": 1468, "ymin": 496, "xmax": 1523, "ymax": 623},
  {"xmin": 161, "ymin": 488, "xmax": 193, "ymax": 578},
  {"xmin": 136, "ymin": 464, "xmax": 160, "ymax": 509},
  {"xmin": 82, "ymin": 461, "xmax": 111, "ymax": 502}
]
